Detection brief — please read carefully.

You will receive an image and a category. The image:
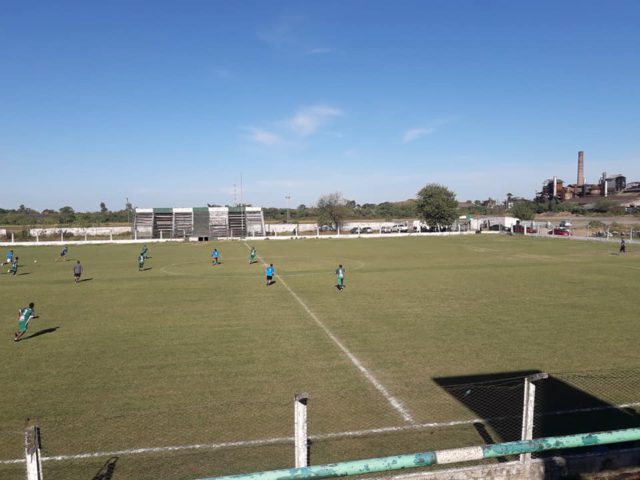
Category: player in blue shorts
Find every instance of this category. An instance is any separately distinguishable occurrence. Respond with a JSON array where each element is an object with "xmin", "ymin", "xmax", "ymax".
[
  {"xmin": 56, "ymin": 246, "xmax": 68, "ymax": 262},
  {"xmin": 211, "ymin": 248, "xmax": 220, "ymax": 266}
]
